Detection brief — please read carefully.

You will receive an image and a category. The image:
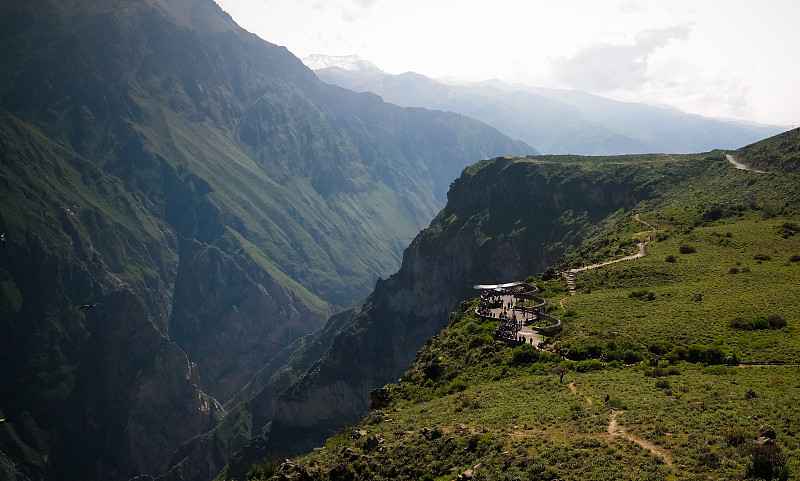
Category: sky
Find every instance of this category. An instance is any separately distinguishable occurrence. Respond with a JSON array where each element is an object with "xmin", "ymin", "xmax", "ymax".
[{"xmin": 213, "ymin": 0, "xmax": 799, "ymax": 127}]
